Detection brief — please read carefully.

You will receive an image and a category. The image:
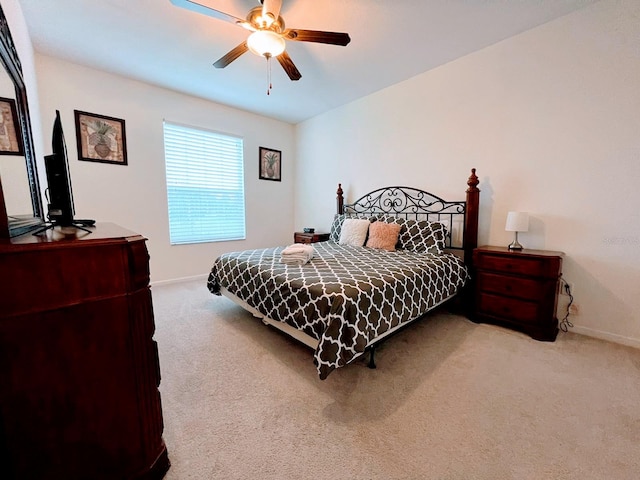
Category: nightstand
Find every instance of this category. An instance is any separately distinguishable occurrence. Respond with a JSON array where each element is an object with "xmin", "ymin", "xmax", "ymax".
[
  {"xmin": 472, "ymin": 246, "xmax": 564, "ymax": 341},
  {"xmin": 294, "ymin": 232, "xmax": 330, "ymax": 244}
]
